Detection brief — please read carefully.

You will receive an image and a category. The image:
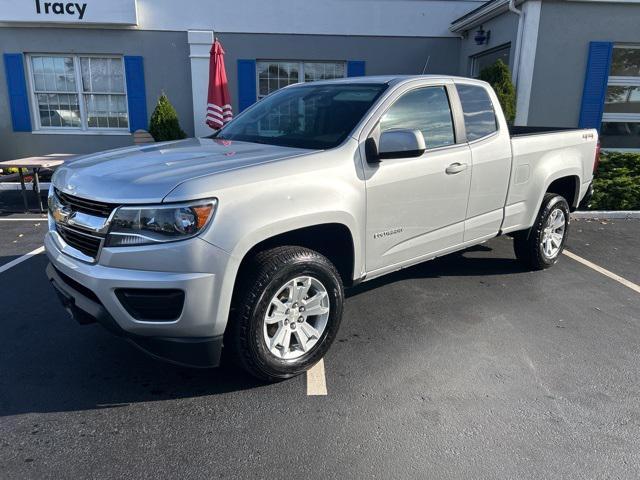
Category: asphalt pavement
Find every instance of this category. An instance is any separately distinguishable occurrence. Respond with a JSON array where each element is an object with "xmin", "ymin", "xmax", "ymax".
[{"xmin": 1, "ymin": 217, "xmax": 639, "ymax": 479}]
